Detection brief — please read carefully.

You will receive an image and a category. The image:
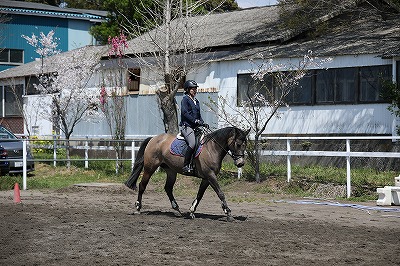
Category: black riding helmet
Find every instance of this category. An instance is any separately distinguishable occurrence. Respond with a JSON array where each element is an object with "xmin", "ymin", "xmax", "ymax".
[{"xmin": 183, "ymin": 80, "xmax": 198, "ymax": 93}]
